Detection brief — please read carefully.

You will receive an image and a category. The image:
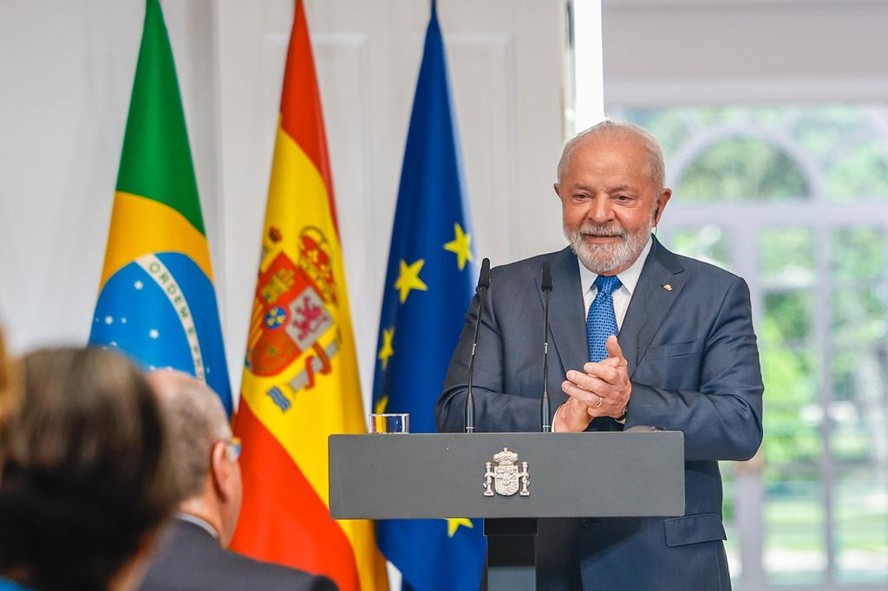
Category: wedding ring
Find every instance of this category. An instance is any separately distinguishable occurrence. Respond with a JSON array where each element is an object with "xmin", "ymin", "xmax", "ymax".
[{"xmin": 594, "ymin": 395, "xmax": 604, "ymax": 408}]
